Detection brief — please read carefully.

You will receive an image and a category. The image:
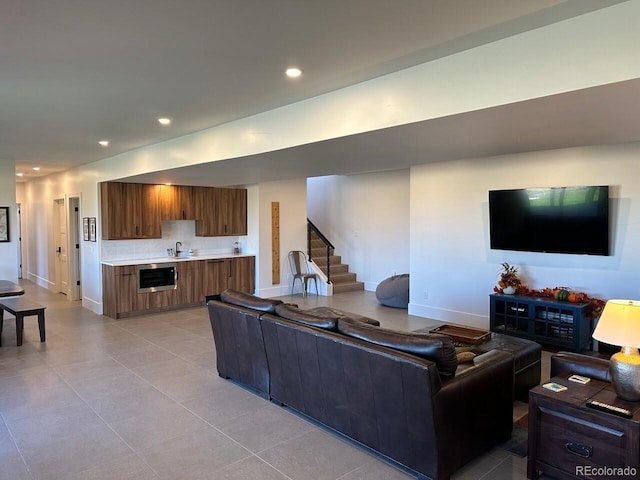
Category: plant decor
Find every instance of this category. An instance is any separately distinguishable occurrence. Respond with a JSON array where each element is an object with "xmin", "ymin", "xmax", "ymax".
[
  {"xmin": 497, "ymin": 262, "xmax": 522, "ymax": 290},
  {"xmin": 492, "ymin": 283, "xmax": 606, "ymax": 320},
  {"xmin": 493, "ymin": 262, "xmax": 605, "ymax": 319}
]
